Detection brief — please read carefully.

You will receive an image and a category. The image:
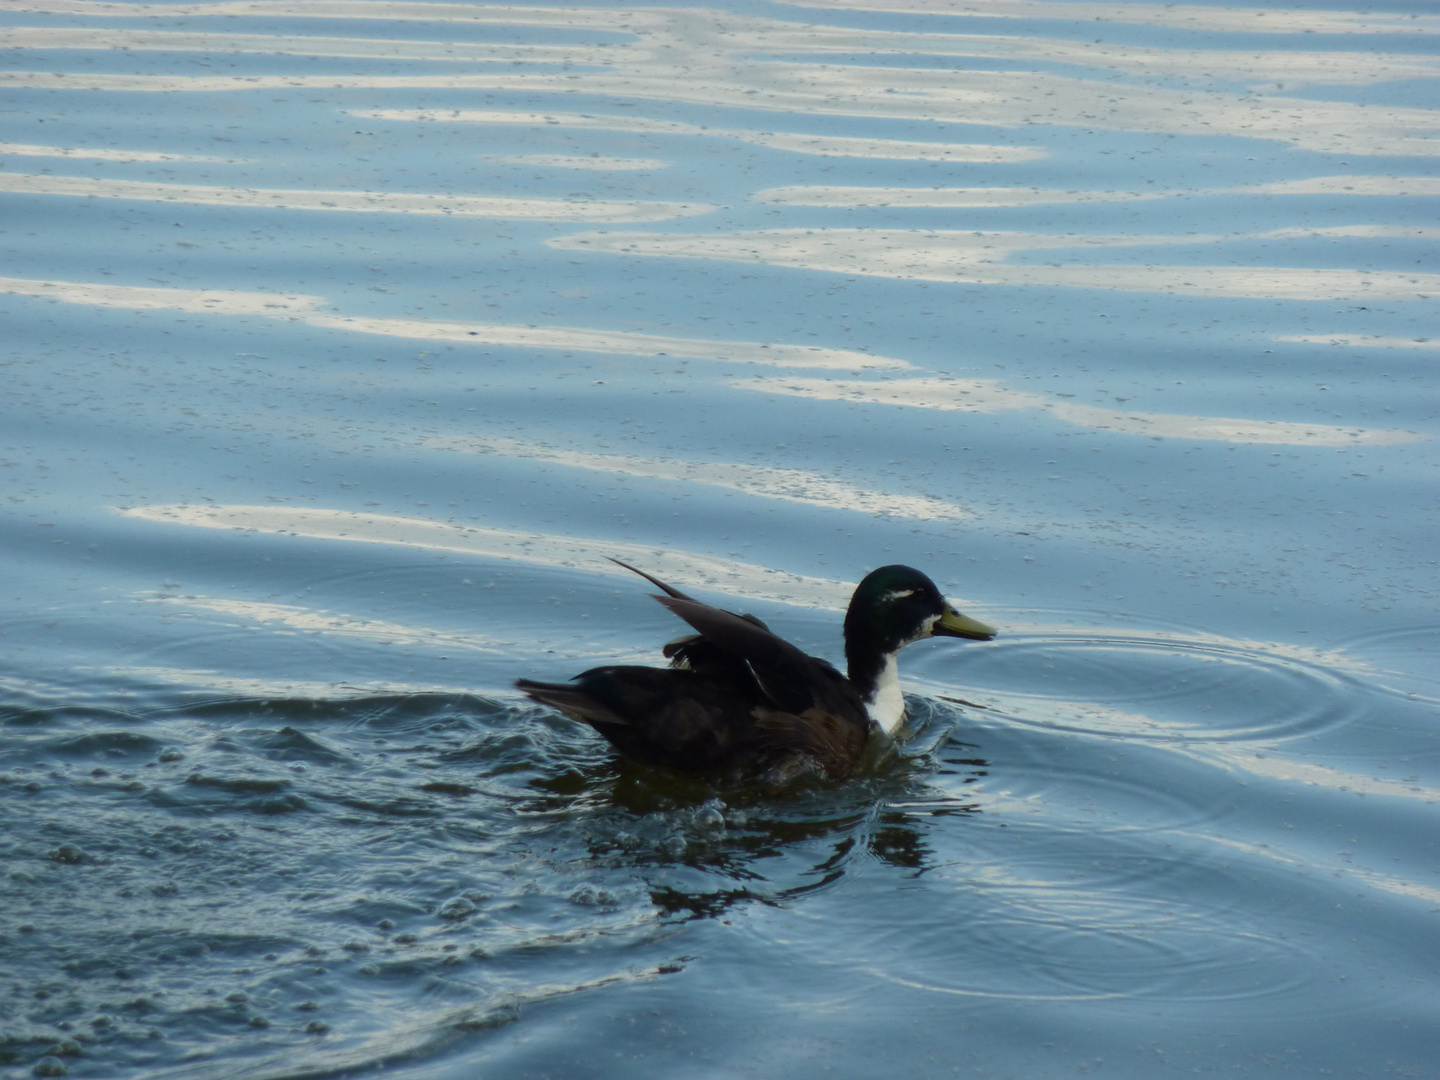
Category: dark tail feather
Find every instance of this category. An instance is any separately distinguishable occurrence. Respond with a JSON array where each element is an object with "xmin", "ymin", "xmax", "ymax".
[
  {"xmin": 606, "ymin": 557, "xmax": 696, "ymax": 602},
  {"xmin": 515, "ymin": 679, "xmax": 629, "ymax": 728}
]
